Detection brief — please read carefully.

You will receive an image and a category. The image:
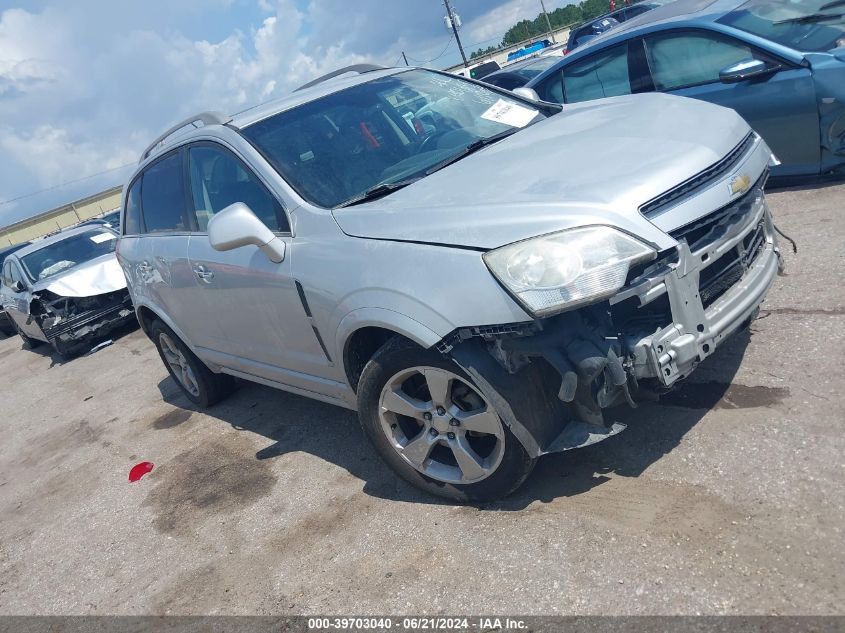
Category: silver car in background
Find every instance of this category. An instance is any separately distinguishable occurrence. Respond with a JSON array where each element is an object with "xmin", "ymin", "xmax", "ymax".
[
  {"xmin": 0, "ymin": 226, "xmax": 135, "ymax": 358},
  {"xmin": 117, "ymin": 65, "xmax": 781, "ymax": 501}
]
